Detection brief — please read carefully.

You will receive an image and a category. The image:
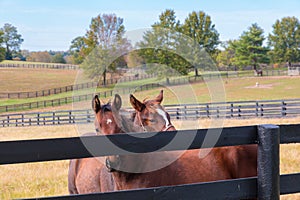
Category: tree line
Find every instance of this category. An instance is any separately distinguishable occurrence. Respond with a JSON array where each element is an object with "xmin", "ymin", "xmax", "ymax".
[
  {"xmin": 0, "ymin": 24, "xmax": 67, "ymax": 63},
  {"xmin": 68, "ymin": 9, "xmax": 300, "ymax": 82},
  {"xmin": 1, "ymin": 9, "xmax": 300, "ymax": 77}
]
